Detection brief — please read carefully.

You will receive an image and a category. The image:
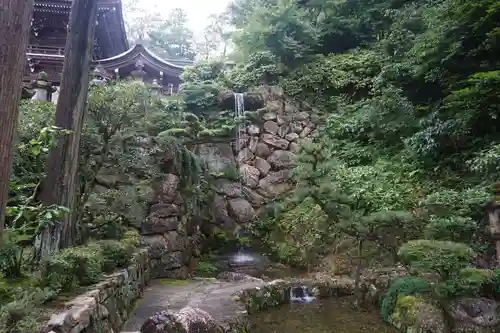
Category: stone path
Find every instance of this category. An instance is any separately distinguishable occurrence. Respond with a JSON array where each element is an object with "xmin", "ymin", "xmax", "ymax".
[{"xmin": 122, "ymin": 278, "xmax": 266, "ymax": 331}]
